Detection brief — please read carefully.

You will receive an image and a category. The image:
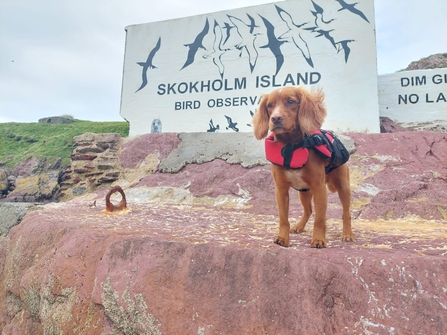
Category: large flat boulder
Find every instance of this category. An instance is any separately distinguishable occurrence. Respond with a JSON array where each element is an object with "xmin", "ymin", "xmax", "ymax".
[
  {"xmin": 0, "ymin": 199, "xmax": 446, "ymax": 334},
  {"xmin": 1, "ymin": 131, "xmax": 446, "ymax": 334}
]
